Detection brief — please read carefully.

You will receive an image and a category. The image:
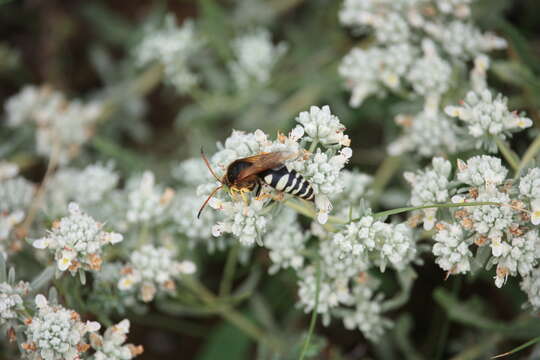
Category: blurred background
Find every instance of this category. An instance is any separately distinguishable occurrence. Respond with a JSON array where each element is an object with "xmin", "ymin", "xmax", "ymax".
[{"xmin": 1, "ymin": 0, "xmax": 540, "ymax": 359}]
